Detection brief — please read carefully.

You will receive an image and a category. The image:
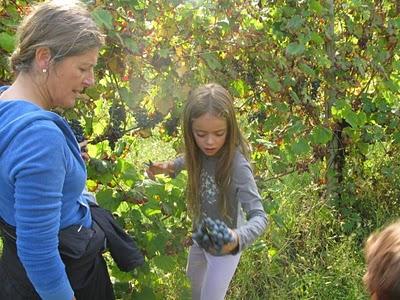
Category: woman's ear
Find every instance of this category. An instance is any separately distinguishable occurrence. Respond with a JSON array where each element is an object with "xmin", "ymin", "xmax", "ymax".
[{"xmin": 35, "ymin": 47, "xmax": 51, "ymax": 71}]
